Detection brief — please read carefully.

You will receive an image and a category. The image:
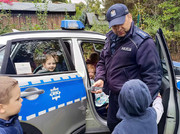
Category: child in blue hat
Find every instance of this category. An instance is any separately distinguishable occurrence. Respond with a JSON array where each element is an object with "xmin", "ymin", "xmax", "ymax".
[{"xmin": 112, "ymin": 79, "xmax": 163, "ymax": 134}]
